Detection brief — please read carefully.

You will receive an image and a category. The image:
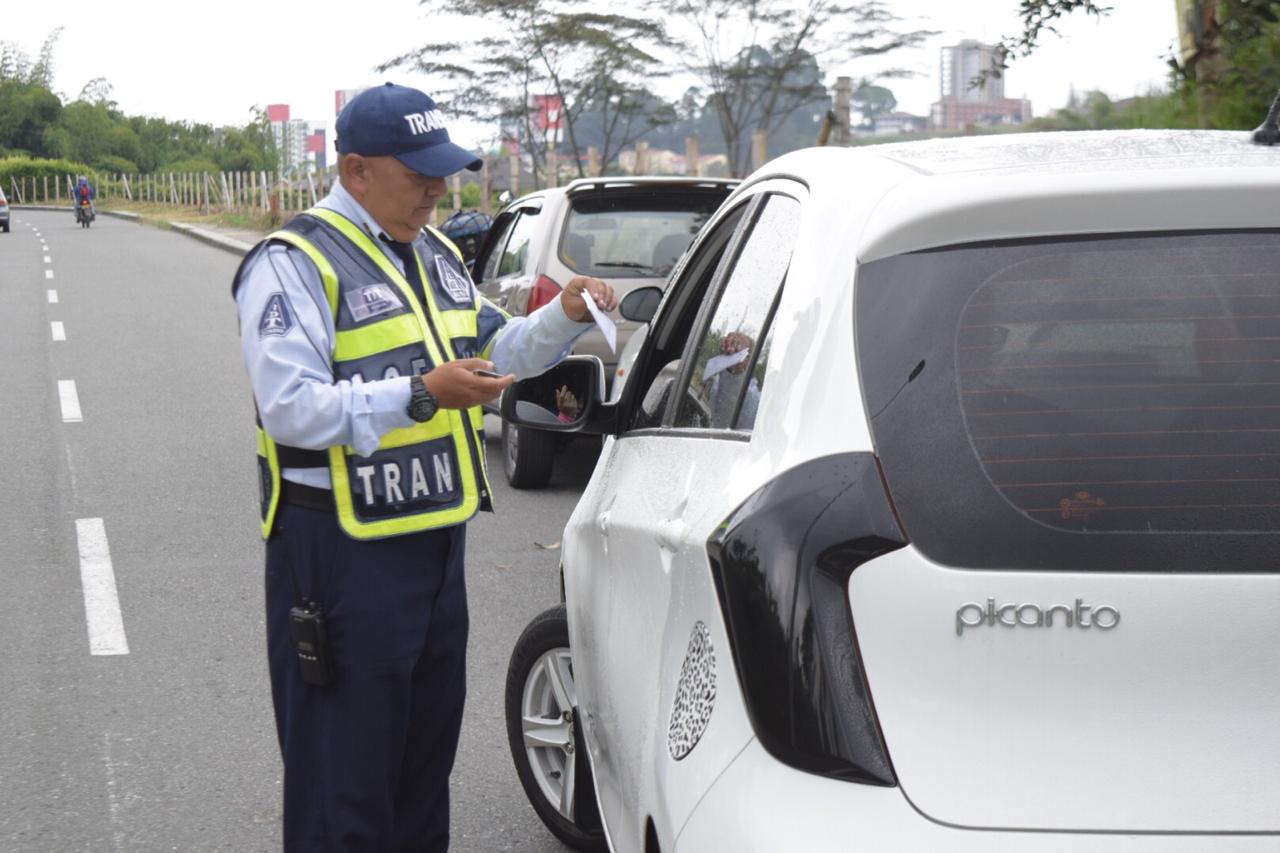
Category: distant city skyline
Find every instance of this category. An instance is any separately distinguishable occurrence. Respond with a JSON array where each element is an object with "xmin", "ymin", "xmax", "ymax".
[{"xmin": 5, "ymin": 0, "xmax": 1180, "ymax": 152}]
